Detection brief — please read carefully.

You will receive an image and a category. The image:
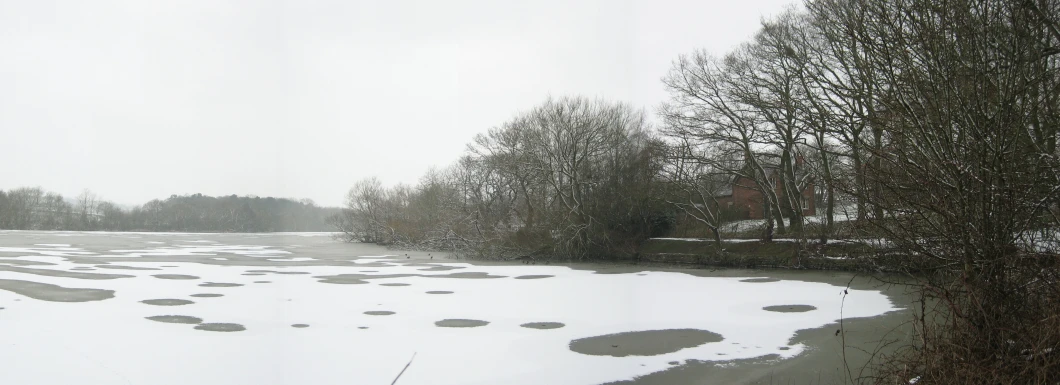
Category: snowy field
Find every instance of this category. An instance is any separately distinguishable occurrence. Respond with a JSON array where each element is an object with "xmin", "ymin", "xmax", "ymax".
[{"xmin": 0, "ymin": 232, "xmax": 898, "ymax": 385}]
